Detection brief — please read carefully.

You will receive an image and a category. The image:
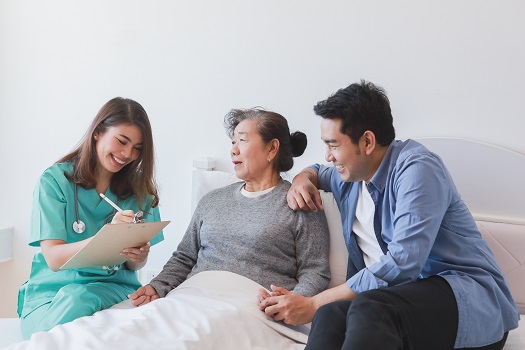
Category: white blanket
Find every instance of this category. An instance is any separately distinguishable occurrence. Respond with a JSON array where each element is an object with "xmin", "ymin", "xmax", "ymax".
[{"xmin": 5, "ymin": 271, "xmax": 309, "ymax": 350}]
